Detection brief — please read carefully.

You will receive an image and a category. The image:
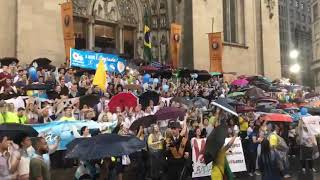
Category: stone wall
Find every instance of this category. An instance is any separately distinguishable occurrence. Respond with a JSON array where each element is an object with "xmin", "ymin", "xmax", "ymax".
[
  {"xmin": 191, "ymin": 0, "xmax": 282, "ymax": 79},
  {"xmin": 0, "ymin": 0, "xmax": 17, "ymax": 58},
  {"xmin": 17, "ymin": 0, "xmax": 65, "ymax": 65}
]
